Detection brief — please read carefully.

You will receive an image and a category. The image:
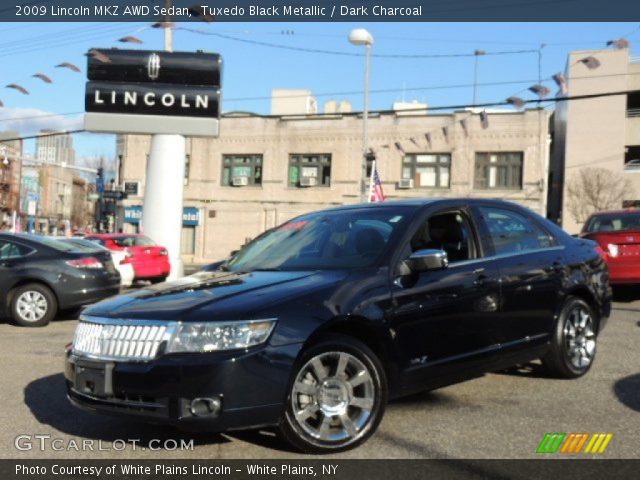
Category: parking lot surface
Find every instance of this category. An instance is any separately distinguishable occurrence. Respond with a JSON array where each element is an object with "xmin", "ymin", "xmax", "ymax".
[{"xmin": 0, "ymin": 289, "xmax": 638, "ymax": 459}]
